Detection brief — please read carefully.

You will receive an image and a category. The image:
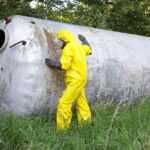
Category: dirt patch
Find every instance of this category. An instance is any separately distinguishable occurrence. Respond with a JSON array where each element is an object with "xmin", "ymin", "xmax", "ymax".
[
  {"xmin": 22, "ymin": 46, "xmax": 26, "ymax": 54},
  {"xmin": 43, "ymin": 28, "xmax": 62, "ymax": 60},
  {"xmin": 89, "ymin": 28, "xmax": 98, "ymax": 34},
  {"xmin": 43, "ymin": 28, "xmax": 65, "ymax": 96},
  {"xmin": 30, "ymin": 21, "xmax": 36, "ymax": 24},
  {"xmin": 34, "ymin": 25, "xmax": 45, "ymax": 49},
  {"xmin": 1, "ymin": 67, "xmax": 4, "ymax": 71},
  {"xmin": 4, "ymin": 16, "xmax": 14, "ymax": 27},
  {"xmin": 0, "ymin": 81, "xmax": 6, "ymax": 96},
  {"xmin": 9, "ymin": 72, "xmax": 12, "ymax": 83}
]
